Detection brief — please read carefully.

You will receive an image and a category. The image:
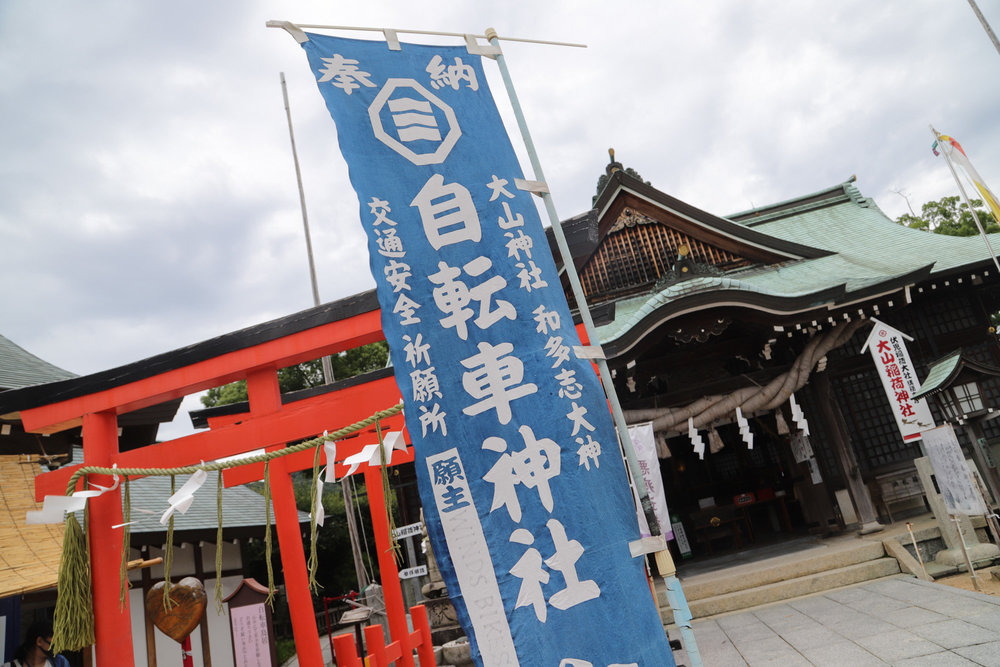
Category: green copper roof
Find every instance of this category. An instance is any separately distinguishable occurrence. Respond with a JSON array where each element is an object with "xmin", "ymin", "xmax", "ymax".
[
  {"xmin": 913, "ymin": 349, "xmax": 963, "ymax": 399},
  {"xmin": 0, "ymin": 333, "xmax": 77, "ymax": 391},
  {"xmin": 594, "ymin": 181, "xmax": 1000, "ymax": 350}
]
